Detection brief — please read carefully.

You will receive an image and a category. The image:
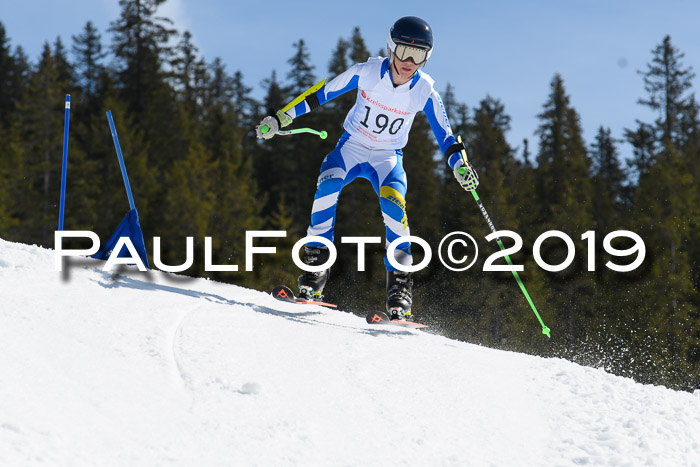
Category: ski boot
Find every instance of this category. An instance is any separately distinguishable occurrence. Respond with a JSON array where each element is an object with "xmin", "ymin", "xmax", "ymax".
[
  {"xmin": 386, "ymin": 270, "xmax": 413, "ymax": 321},
  {"xmin": 298, "ymin": 245, "xmax": 331, "ymax": 301}
]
